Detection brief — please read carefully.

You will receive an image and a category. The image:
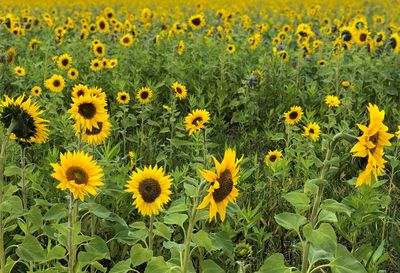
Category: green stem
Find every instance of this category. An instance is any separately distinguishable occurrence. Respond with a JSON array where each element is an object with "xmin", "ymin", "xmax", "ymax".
[
  {"xmin": 68, "ymin": 194, "xmax": 78, "ymax": 273},
  {"xmin": 20, "ymin": 146, "xmax": 28, "ymax": 214},
  {"xmin": 148, "ymin": 216, "xmax": 154, "ymax": 252},
  {"xmin": 300, "ymin": 133, "xmax": 356, "ymax": 273}
]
